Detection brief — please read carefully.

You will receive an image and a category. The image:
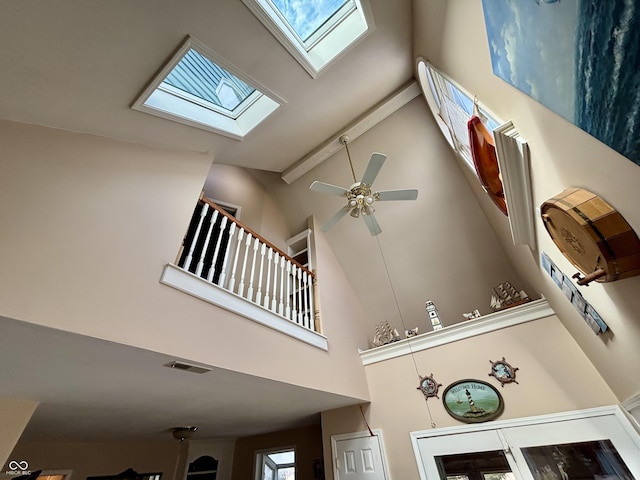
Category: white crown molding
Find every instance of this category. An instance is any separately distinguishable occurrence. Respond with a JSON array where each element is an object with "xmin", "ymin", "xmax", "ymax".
[
  {"xmin": 622, "ymin": 391, "xmax": 640, "ymax": 413},
  {"xmin": 359, "ymin": 298, "xmax": 554, "ymax": 365}
]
